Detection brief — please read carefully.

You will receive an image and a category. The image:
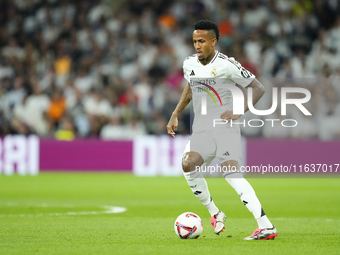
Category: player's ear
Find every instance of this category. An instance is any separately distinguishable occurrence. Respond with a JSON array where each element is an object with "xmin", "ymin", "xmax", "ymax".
[{"xmin": 211, "ymin": 38, "xmax": 217, "ymax": 47}]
